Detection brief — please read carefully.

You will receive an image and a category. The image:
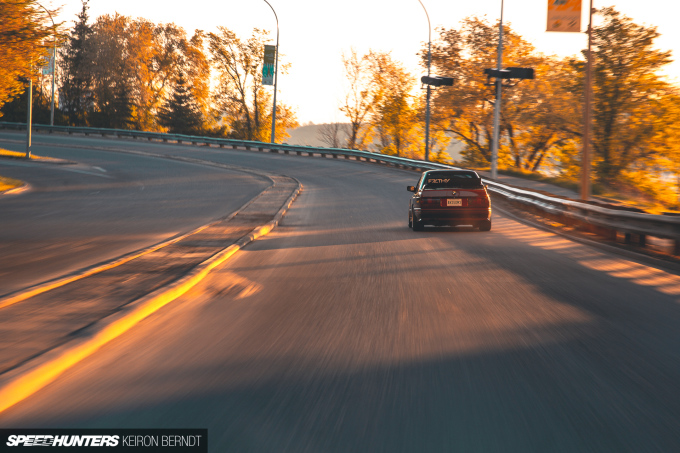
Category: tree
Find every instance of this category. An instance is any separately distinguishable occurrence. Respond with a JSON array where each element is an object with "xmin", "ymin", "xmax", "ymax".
[
  {"xmin": 86, "ymin": 15, "xmax": 203, "ymax": 131},
  {"xmin": 368, "ymin": 51, "xmax": 422, "ymax": 158},
  {"xmin": 339, "ymin": 48, "xmax": 376, "ymax": 150},
  {"xmin": 59, "ymin": 0, "xmax": 93, "ymax": 126},
  {"xmin": 0, "ymin": 0, "xmax": 58, "ymax": 116},
  {"xmin": 87, "ymin": 13, "xmax": 132, "ymax": 128},
  {"xmin": 318, "ymin": 122, "xmax": 347, "ymax": 148},
  {"xmin": 588, "ymin": 7, "xmax": 674, "ymax": 184},
  {"xmin": 209, "ymin": 27, "xmax": 298, "ymax": 142},
  {"xmin": 158, "ymin": 72, "xmax": 203, "ymax": 135},
  {"xmin": 425, "ymin": 17, "xmax": 543, "ymax": 168}
]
